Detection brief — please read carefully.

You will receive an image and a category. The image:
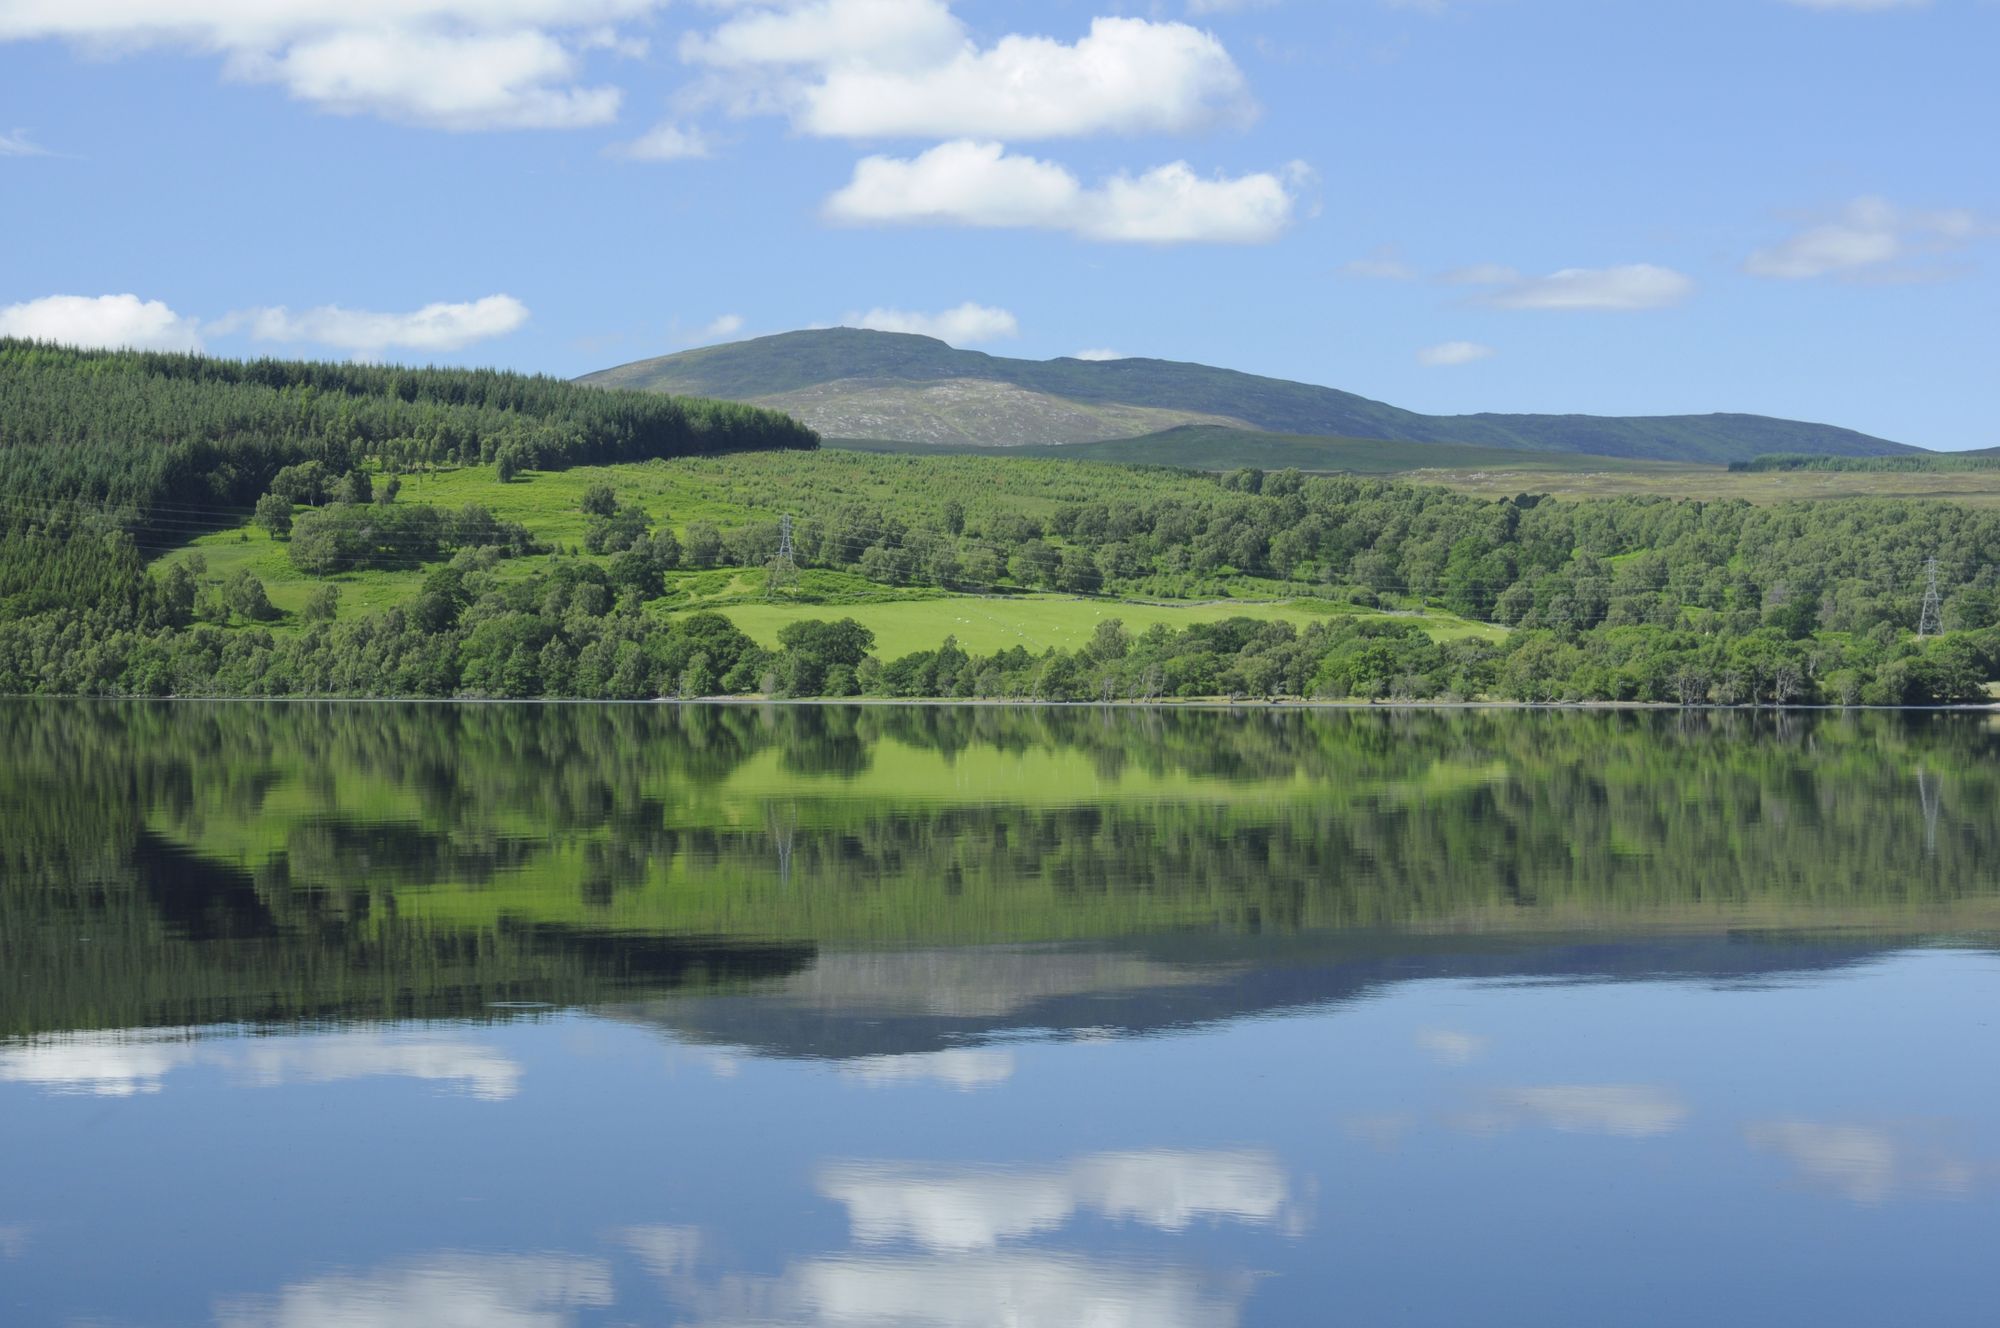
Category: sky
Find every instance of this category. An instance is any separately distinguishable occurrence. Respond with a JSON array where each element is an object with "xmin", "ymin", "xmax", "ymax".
[{"xmin": 1, "ymin": 0, "xmax": 1994, "ymax": 449}]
